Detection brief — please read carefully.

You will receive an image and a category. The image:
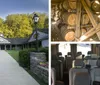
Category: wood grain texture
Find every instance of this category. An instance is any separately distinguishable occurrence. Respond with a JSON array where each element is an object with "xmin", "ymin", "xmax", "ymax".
[
  {"xmin": 81, "ymin": 0, "xmax": 100, "ymax": 40},
  {"xmin": 75, "ymin": 0, "xmax": 81, "ymax": 38},
  {"xmin": 79, "ymin": 23, "xmax": 100, "ymax": 41}
]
